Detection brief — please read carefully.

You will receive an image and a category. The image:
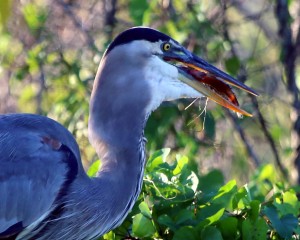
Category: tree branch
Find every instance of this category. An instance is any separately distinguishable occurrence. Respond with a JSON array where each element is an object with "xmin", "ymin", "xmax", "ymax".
[
  {"xmin": 226, "ymin": 110, "xmax": 260, "ymax": 167},
  {"xmin": 275, "ymin": 0, "xmax": 300, "ymax": 184},
  {"xmin": 220, "ymin": 0, "xmax": 288, "ymax": 179}
]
